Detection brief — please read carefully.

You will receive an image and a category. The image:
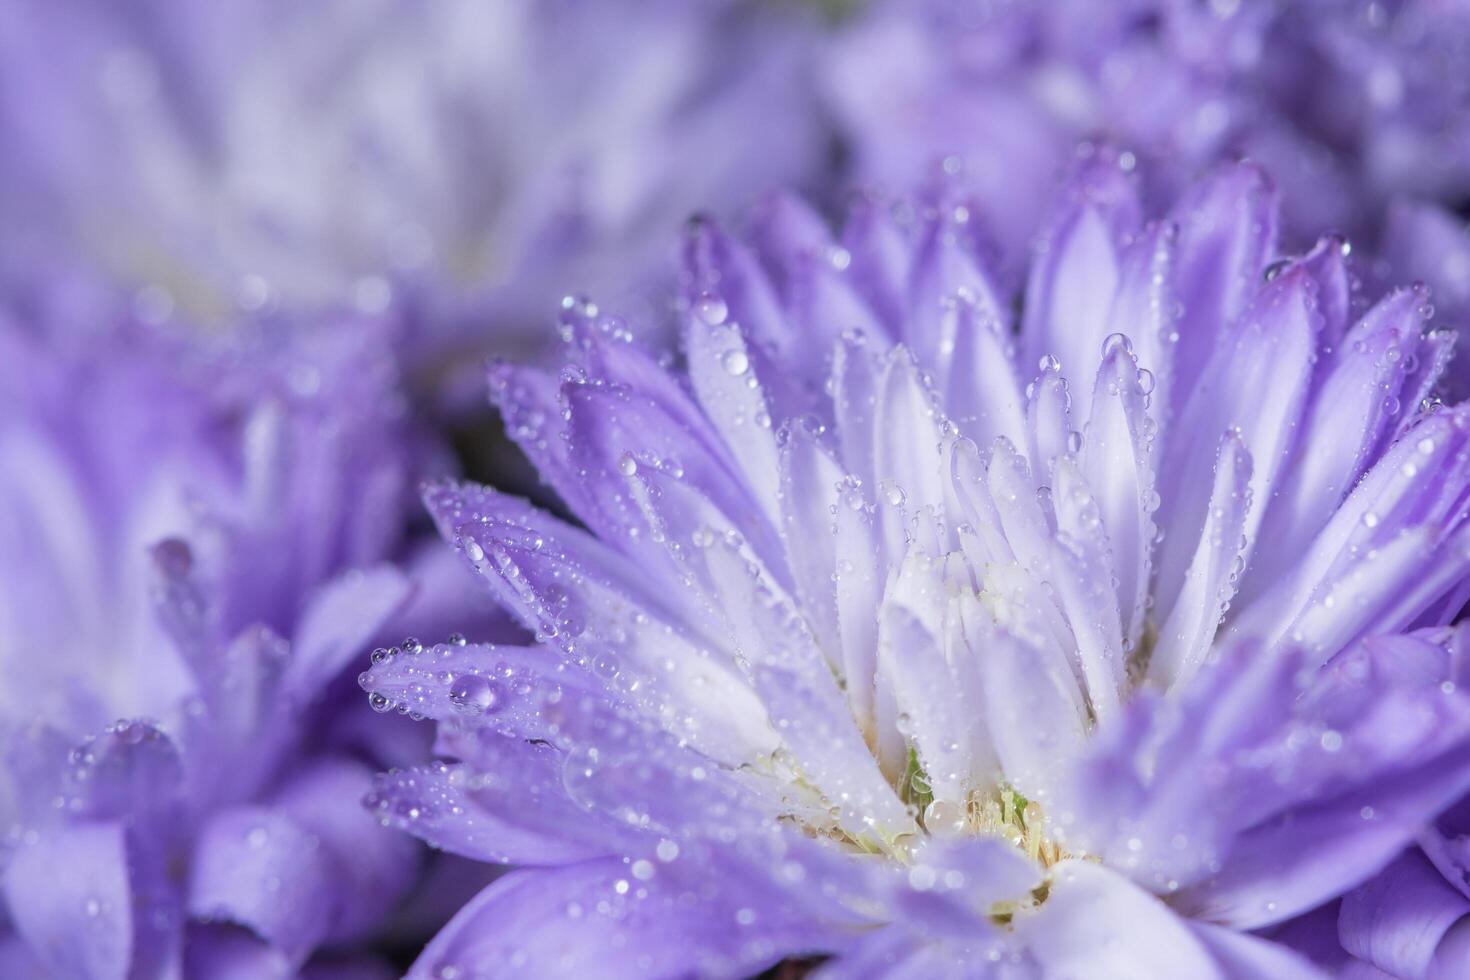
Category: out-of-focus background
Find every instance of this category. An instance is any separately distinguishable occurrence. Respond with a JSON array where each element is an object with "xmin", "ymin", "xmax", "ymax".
[{"xmin": 11, "ymin": 1, "xmax": 1470, "ymax": 384}]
